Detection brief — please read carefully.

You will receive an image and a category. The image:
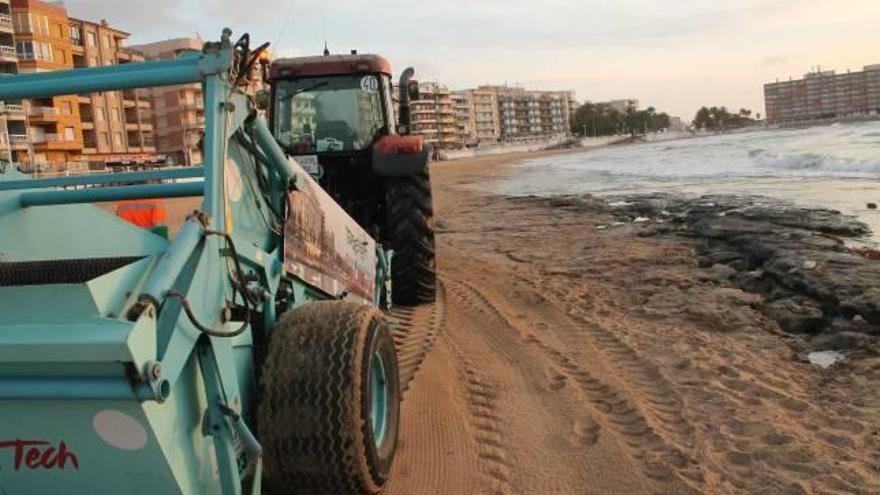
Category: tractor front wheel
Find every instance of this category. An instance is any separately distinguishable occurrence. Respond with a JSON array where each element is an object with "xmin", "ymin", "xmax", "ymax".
[{"xmin": 258, "ymin": 301, "xmax": 400, "ymax": 494}]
